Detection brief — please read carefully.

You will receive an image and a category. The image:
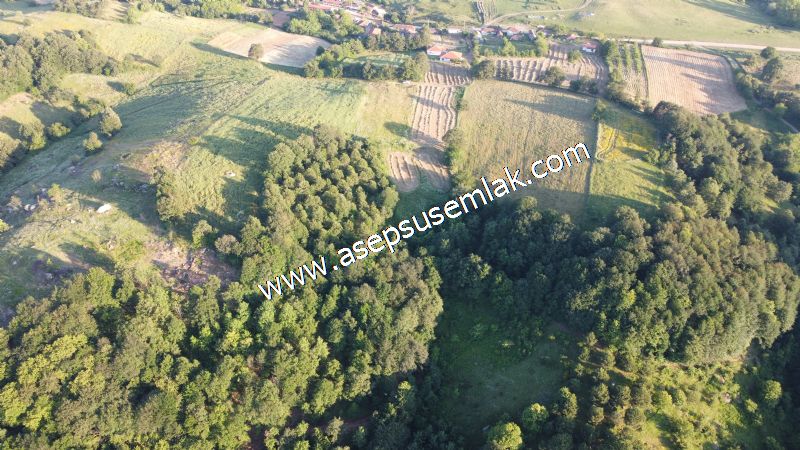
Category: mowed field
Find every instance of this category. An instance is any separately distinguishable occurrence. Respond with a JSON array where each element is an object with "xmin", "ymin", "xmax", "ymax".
[
  {"xmin": 642, "ymin": 45, "xmax": 746, "ymax": 115},
  {"xmin": 0, "ymin": 7, "xmax": 416, "ymax": 304},
  {"xmin": 588, "ymin": 105, "xmax": 672, "ymax": 220},
  {"xmin": 208, "ymin": 26, "xmax": 330, "ymax": 68},
  {"xmin": 455, "ymin": 81, "xmax": 596, "ymax": 217}
]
